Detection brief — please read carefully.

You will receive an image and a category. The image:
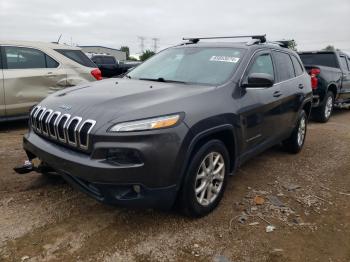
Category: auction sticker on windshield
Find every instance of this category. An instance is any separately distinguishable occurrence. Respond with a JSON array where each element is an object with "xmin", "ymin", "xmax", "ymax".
[{"xmin": 210, "ymin": 56, "xmax": 240, "ymax": 63}]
